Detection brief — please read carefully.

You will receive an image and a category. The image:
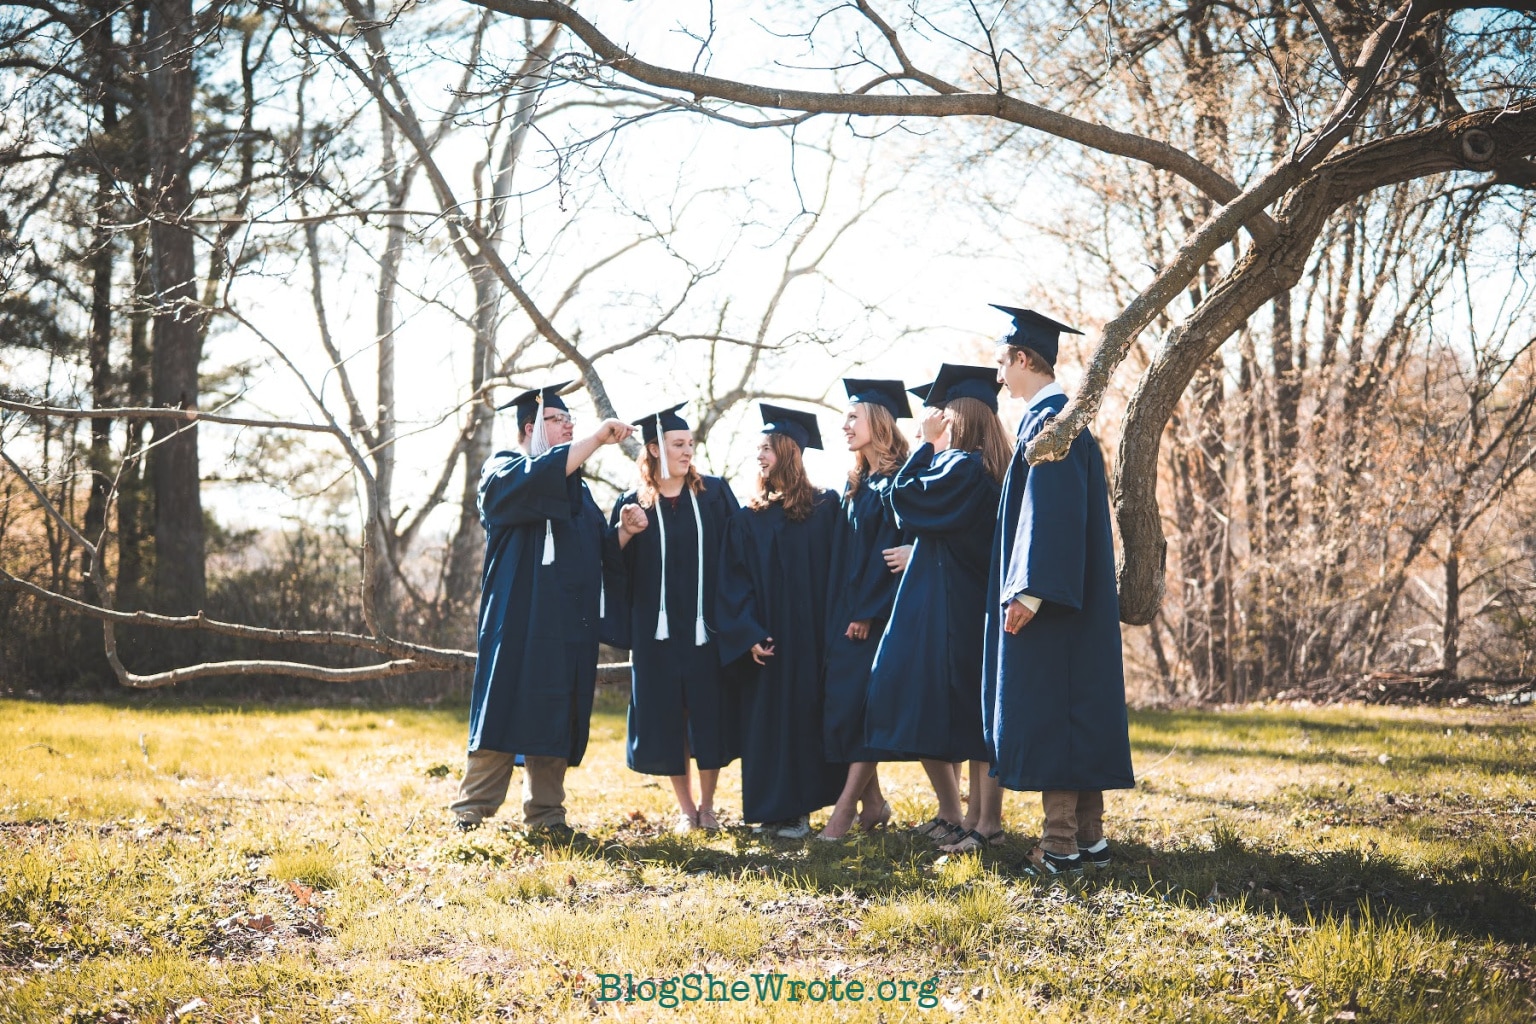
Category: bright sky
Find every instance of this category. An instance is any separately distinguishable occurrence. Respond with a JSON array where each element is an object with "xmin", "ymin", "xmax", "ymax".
[{"xmin": 194, "ymin": 0, "xmax": 1086, "ymax": 537}]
